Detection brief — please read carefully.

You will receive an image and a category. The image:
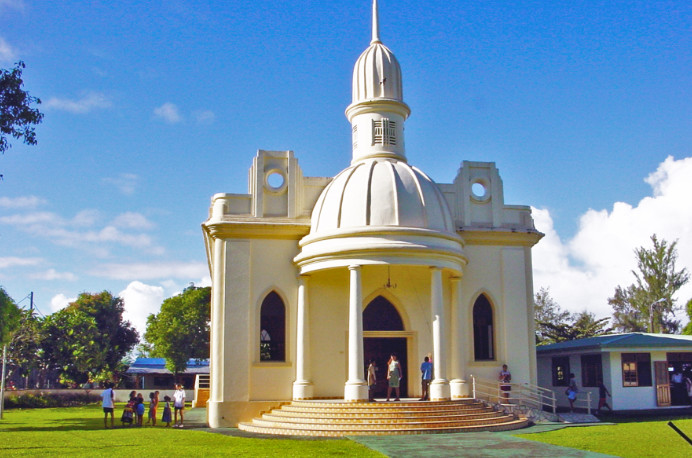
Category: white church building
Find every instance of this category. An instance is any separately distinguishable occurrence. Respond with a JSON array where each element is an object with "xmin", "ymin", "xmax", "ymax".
[{"xmin": 203, "ymin": 1, "xmax": 543, "ymax": 428}]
